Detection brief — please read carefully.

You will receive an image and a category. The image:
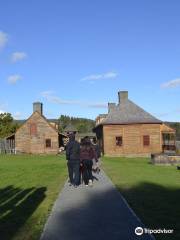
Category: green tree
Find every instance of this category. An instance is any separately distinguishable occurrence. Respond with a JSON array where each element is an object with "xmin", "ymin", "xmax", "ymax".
[
  {"xmin": 58, "ymin": 115, "xmax": 95, "ymax": 133},
  {"xmin": 165, "ymin": 122, "xmax": 180, "ymax": 140},
  {"xmin": 0, "ymin": 113, "xmax": 20, "ymax": 138},
  {"xmin": 58, "ymin": 115, "xmax": 71, "ymax": 132},
  {"xmin": 76, "ymin": 123, "xmax": 88, "ymax": 133}
]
